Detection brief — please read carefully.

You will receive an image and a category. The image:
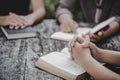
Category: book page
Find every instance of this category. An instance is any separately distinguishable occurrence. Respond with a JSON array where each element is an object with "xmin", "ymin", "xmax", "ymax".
[
  {"xmin": 50, "ymin": 28, "xmax": 91, "ymax": 41},
  {"xmin": 77, "ymin": 28, "xmax": 91, "ymax": 34},
  {"xmin": 61, "ymin": 47, "xmax": 71, "ymax": 57},
  {"xmin": 40, "ymin": 52, "xmax": 85, "ymax": 75}
]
